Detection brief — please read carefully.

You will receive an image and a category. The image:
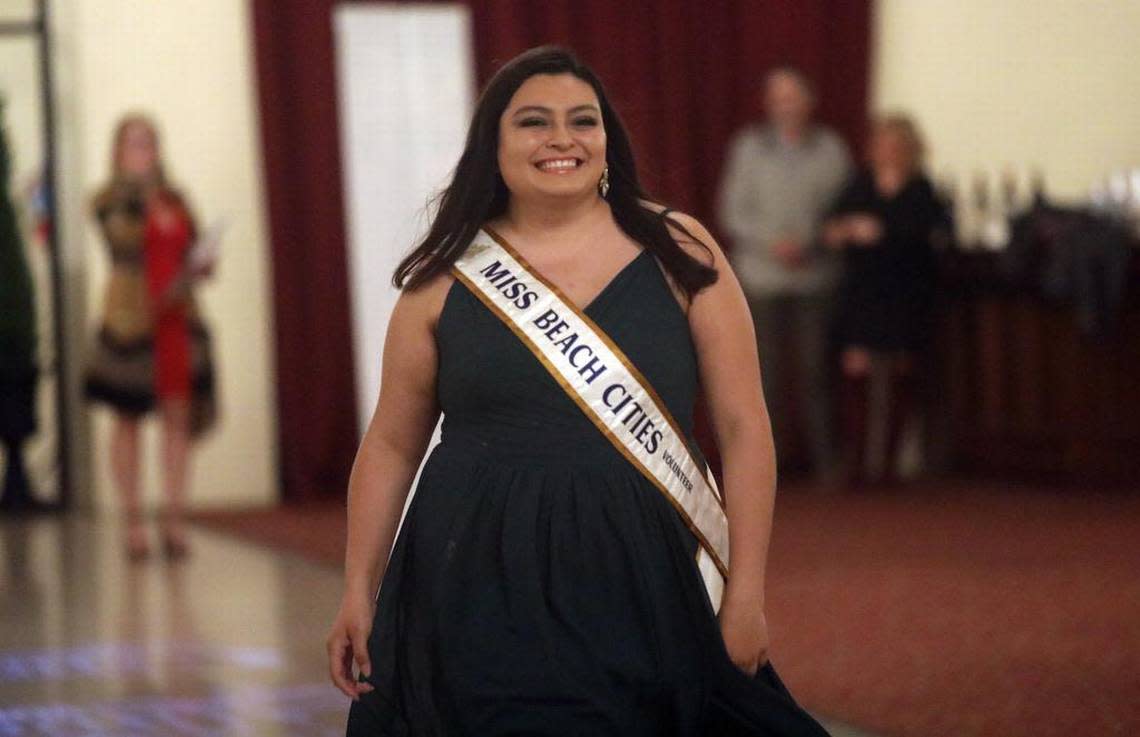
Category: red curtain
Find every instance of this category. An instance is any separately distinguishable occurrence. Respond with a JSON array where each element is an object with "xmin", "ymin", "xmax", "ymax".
[
  {"xmin": 252, "ymin": 0, "xmax": 360, "ymax": 501},
  {"xmin": 468, "ymin": 1, "xmax": 871, "ymax": 216},
  {"xmin": 252, "ymin": 0, "xmax": 872, "ymax": 500}
]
